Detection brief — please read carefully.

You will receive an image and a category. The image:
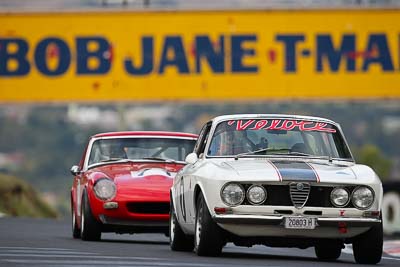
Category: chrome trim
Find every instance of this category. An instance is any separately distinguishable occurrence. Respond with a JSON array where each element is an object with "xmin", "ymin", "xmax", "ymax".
[
  {"xmin": 289, "ymin": 182, "xmax": 310, "ymax": 209},
  {"xmin": 103, "ymin": 202, "xmax": 118, "ymax": 209},
  {"xmin": 83, "ymin": 135, "xmax": 196, "ymax": 171},
  {"xmin": 87, "ymin": 159, "xmax": 186, "ymax": 170},
  {"xmin": 212, "ymin": 214, "xmax": 381, "ymax": 226},
  {"xmin": 213, "ymin": 214, "xmax": 282, "ymax": 225},
  {"xmin": 317, "ymin": 217, "xmax": 380, "ymax": 223}
]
